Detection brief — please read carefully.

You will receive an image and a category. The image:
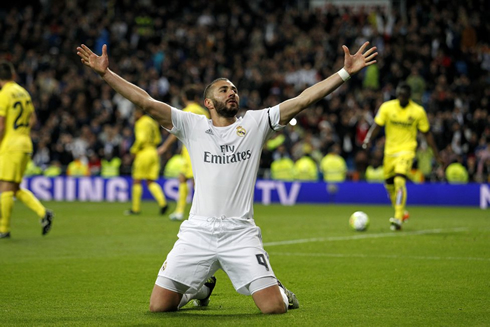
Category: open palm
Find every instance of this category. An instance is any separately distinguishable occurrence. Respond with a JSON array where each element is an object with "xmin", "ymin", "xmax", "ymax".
[
  {"xmin": 76, "ymin": 44, "xmax": 109, "ymax": 76},
  {"xmin": 343, "ymin": 42, "xmax": 377, "ymax": 75}
]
